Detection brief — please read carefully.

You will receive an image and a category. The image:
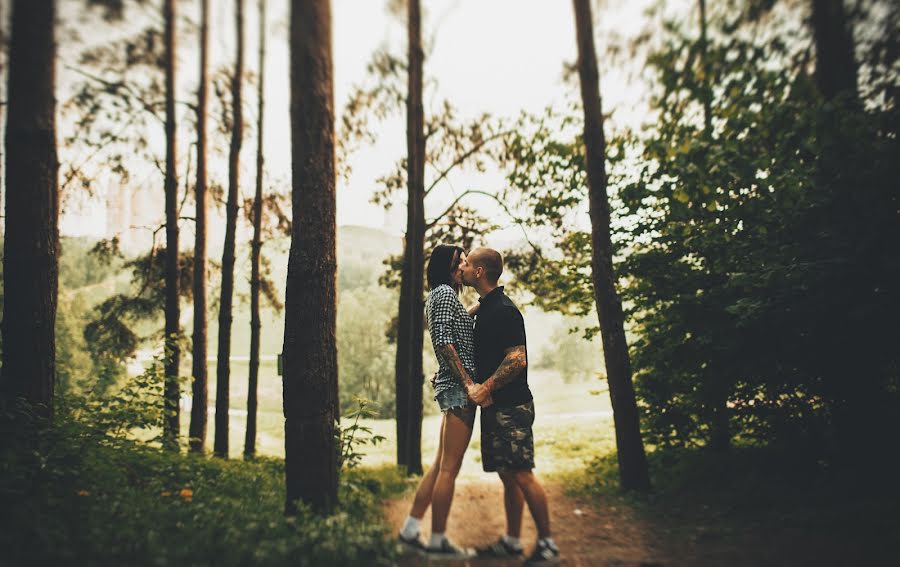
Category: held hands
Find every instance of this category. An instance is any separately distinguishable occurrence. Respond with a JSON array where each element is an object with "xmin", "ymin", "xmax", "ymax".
[{"xmin": 465, "ymin": 380, "xmax": 493, "ymax": 408}]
